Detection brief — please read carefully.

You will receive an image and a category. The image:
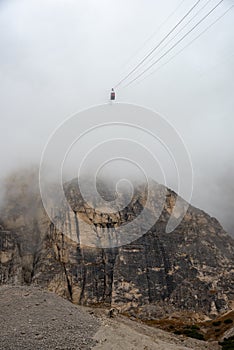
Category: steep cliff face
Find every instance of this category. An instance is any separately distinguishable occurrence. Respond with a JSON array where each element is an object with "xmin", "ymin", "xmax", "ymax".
[{"xmin": 0, "ymin": 178, "xmax": 233, "ymax": 320}]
